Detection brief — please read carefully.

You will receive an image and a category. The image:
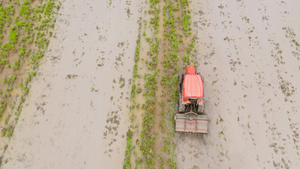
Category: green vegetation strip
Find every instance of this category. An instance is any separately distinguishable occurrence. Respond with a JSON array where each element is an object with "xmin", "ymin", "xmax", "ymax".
[
  {"xmin": 123, "ymin": 33, "xmax": 141, "ymax": 169},
  {"xmin": 0, "ymin": 0, "xmax": 59, "ymax": 139},
  {"xmin": 139, "ymin": 35, "xmax": 160, "ymax": 167},
  {"xmin": 124, "ymin": 0, "xmax": 196, "ymax": 168}
]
